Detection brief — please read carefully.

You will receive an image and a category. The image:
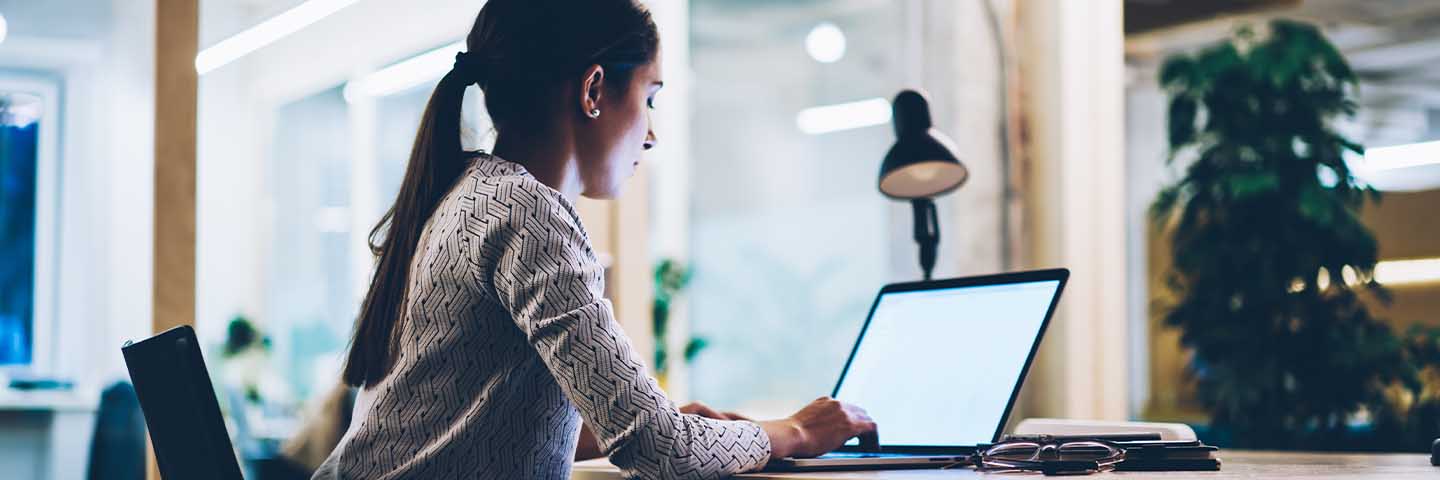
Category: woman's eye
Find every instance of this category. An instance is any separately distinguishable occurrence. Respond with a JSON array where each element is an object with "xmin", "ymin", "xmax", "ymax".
[{"xmin": 647, "ymin": 97, "xmax": 656, "ymax": 110}]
